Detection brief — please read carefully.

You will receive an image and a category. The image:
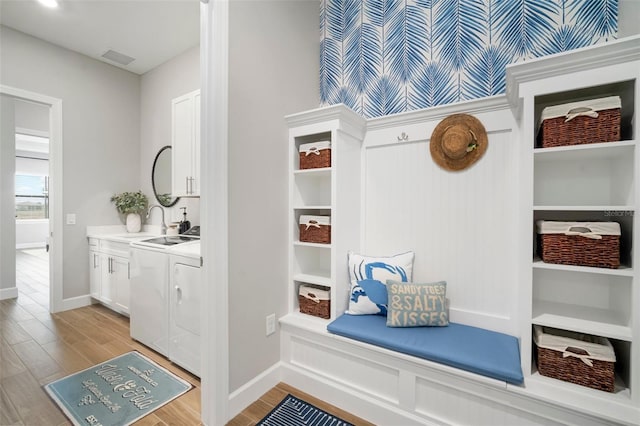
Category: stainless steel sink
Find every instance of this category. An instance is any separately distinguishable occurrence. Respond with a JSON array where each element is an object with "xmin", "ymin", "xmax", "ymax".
[{"xmin": 140, "ymin": 236, "xmax": 199, "ymax": 246}]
